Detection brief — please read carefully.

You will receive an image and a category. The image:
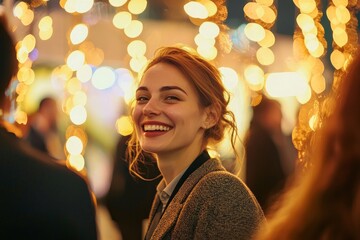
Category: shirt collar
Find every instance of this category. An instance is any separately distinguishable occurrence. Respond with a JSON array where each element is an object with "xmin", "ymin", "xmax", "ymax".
[{"xmin": 156, "ymin": 168, "xmax": 187, "ymax": 211}]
